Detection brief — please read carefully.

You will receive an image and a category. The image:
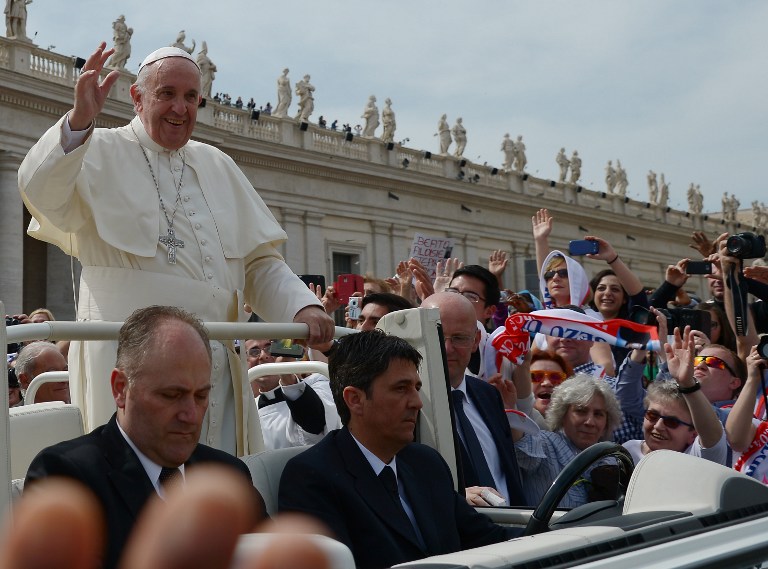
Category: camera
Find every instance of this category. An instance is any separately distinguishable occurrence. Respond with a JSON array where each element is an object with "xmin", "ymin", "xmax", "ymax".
[
  {"xmin": 665, "ymin": 308, "xmax": 711, "ymax": 338},
  {"xmin": 348, "ymin": 297, "xmax": 361, "ymax": 320},
  {"xmin": 628, "ymin": 306, "xmax": 711, "ymax": 338},
  {"xmin": 269, "ymin": 340, "xmax": 305, "ymax": 359},
  {"xmin": 758, "ymin": 336, "xmax": 768, "ymax": 360},
  {"xmin": 685, "ymin": 261, "xmax": 712, "ymax": 275},
  {"xmin": 7, "ymin": 366, "xmax": 19, "ymax": 389},
  {"xmin": 335, "ymin": 274, "xmax": 364, "ymax": 305},
  {"xmin": 726, "ymin": 232, "xmax": 767, "ymax": 260},
  {"xmin": 5, "ymin": 316, "xmax": 21, "ymax": 354}
]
